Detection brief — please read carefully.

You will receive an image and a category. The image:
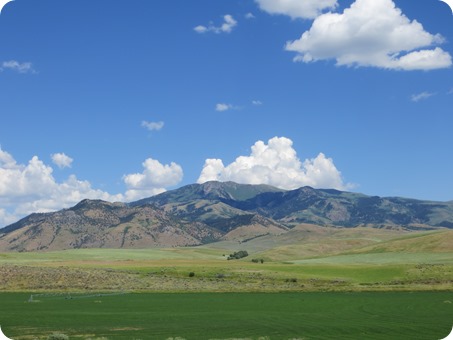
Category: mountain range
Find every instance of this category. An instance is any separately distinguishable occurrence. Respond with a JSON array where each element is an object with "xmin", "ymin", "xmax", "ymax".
[{"xmin": 1, "ymin": 181, "xmax": 453, "ymax": 251}]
